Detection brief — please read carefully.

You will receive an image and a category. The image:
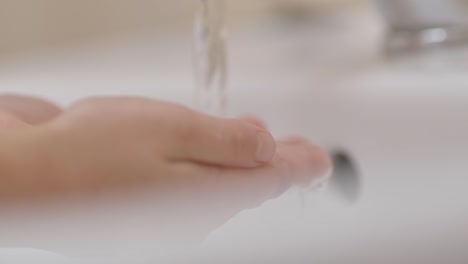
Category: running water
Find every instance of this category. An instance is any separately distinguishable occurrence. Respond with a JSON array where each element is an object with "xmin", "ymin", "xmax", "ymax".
[
  {"xmin": 192, "ymin": 1, "xmax": 331, "ymax": 210},
  {"xmin": 193, "ymin": 0, "xmax": 228, "ymax": 116}
]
